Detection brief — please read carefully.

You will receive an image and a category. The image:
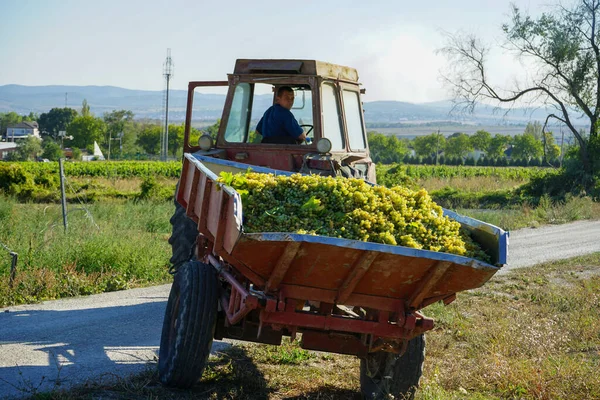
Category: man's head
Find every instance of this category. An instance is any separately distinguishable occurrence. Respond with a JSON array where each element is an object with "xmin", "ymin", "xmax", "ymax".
[{"xmin": 276, "ymin": 86, "xmax": 295, "ymax": 110}]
